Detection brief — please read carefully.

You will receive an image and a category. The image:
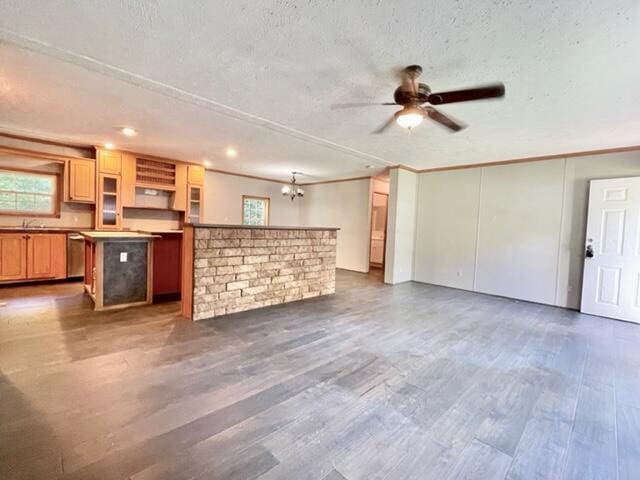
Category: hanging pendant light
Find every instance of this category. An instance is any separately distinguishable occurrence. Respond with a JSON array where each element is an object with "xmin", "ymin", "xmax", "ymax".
[{"xmin": 282, "ymin": 172, "xmax": 305, "ymax": 201}]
